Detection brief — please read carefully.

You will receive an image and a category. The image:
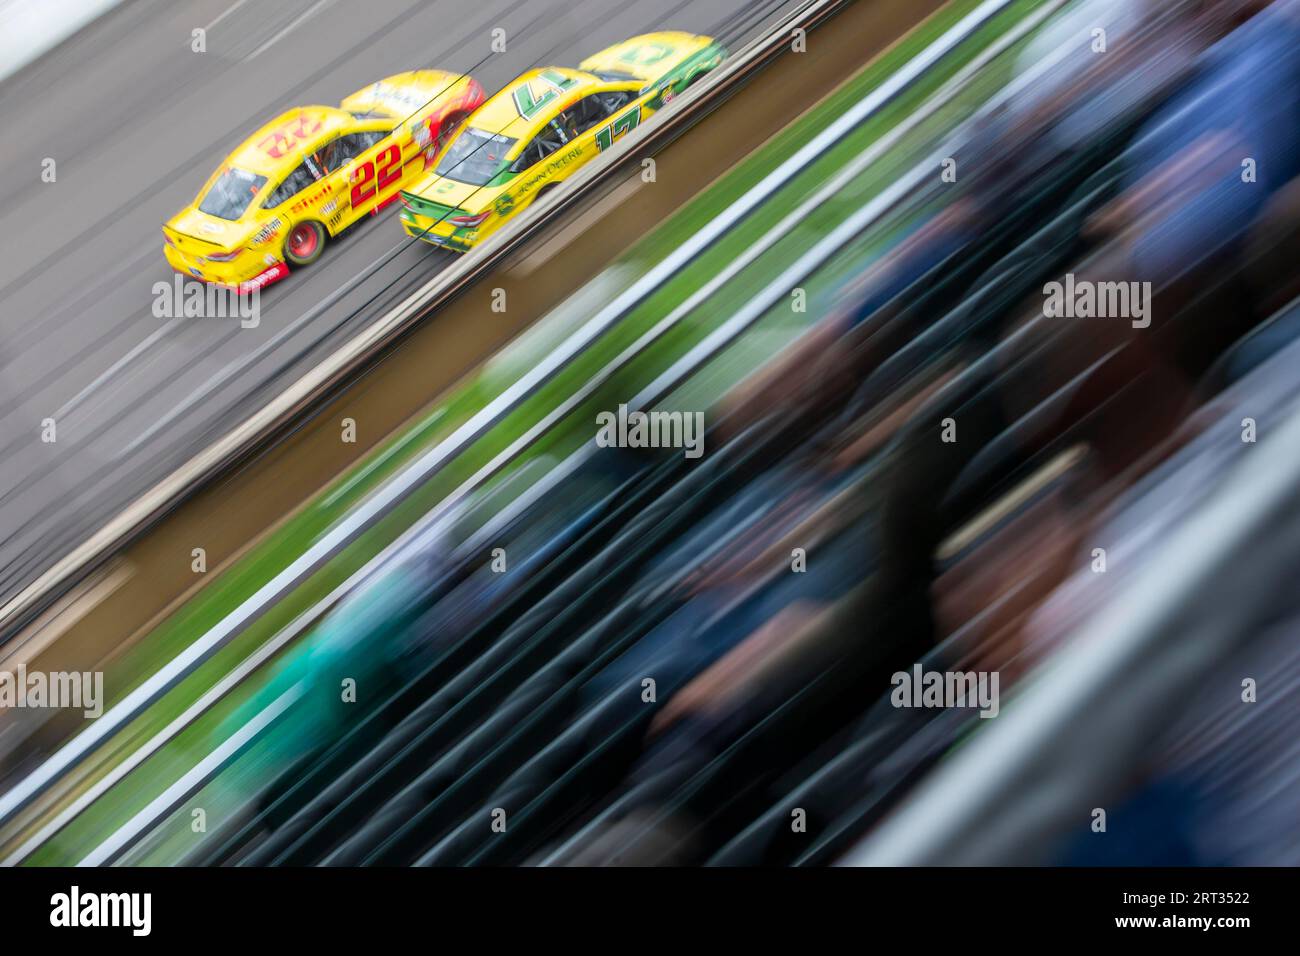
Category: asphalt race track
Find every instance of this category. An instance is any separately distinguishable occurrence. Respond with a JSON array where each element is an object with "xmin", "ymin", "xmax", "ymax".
[{"xmin": 0, "ymin": 0, "xmax": 798, "ymax": 608}]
